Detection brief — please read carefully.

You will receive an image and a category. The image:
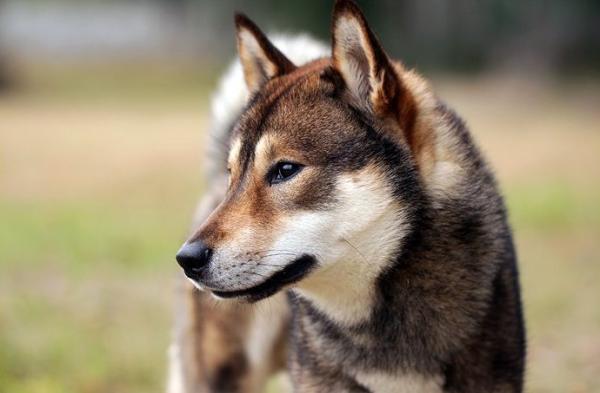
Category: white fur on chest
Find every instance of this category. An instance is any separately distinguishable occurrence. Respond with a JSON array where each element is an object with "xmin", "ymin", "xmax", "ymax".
[{"xmin": 354, "ymin": 371, "xmax": 444, "ymax": 393}]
